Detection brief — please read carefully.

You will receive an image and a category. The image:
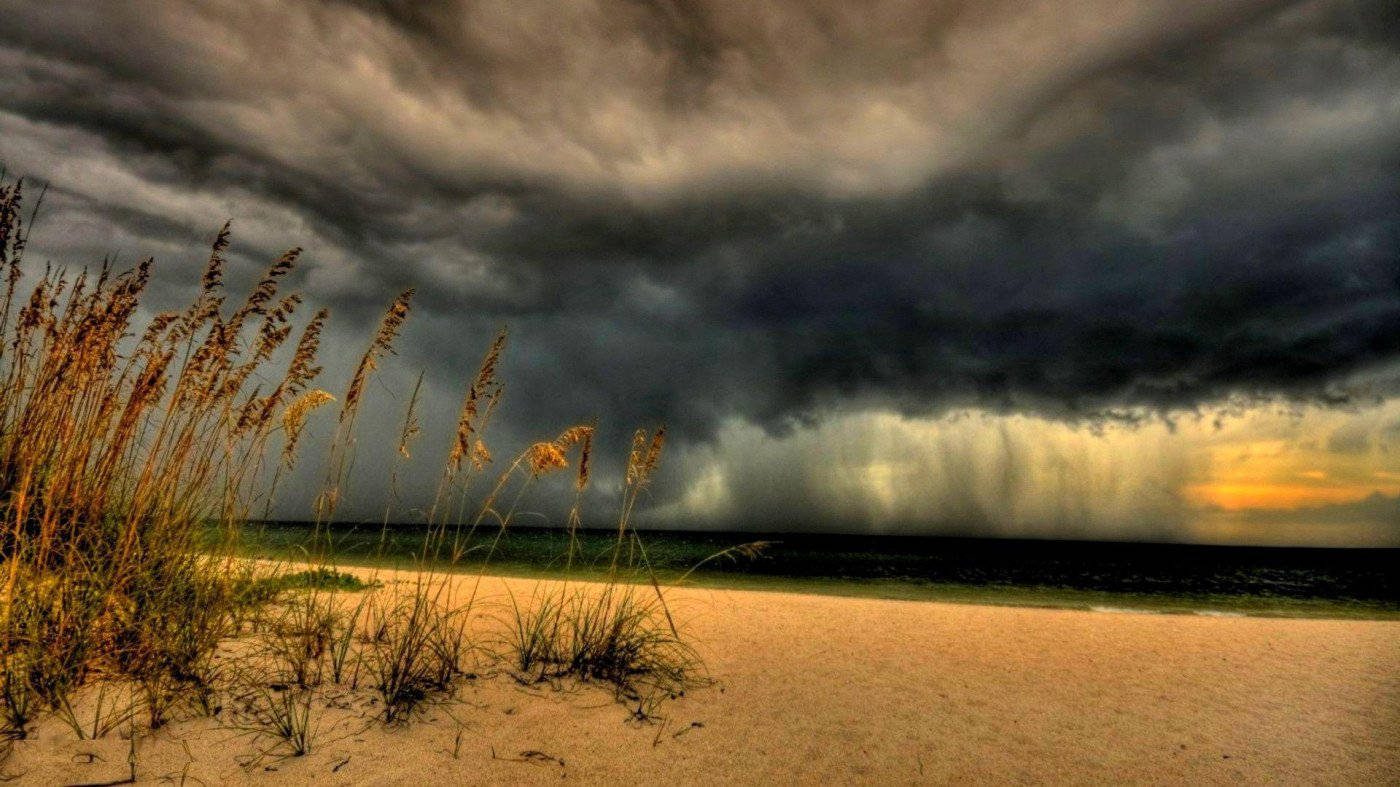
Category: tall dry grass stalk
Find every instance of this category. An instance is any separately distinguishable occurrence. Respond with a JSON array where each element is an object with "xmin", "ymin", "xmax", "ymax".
[{"xmin": 317, "ymin": 289, "xmax": 414, "ymax": 525}]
